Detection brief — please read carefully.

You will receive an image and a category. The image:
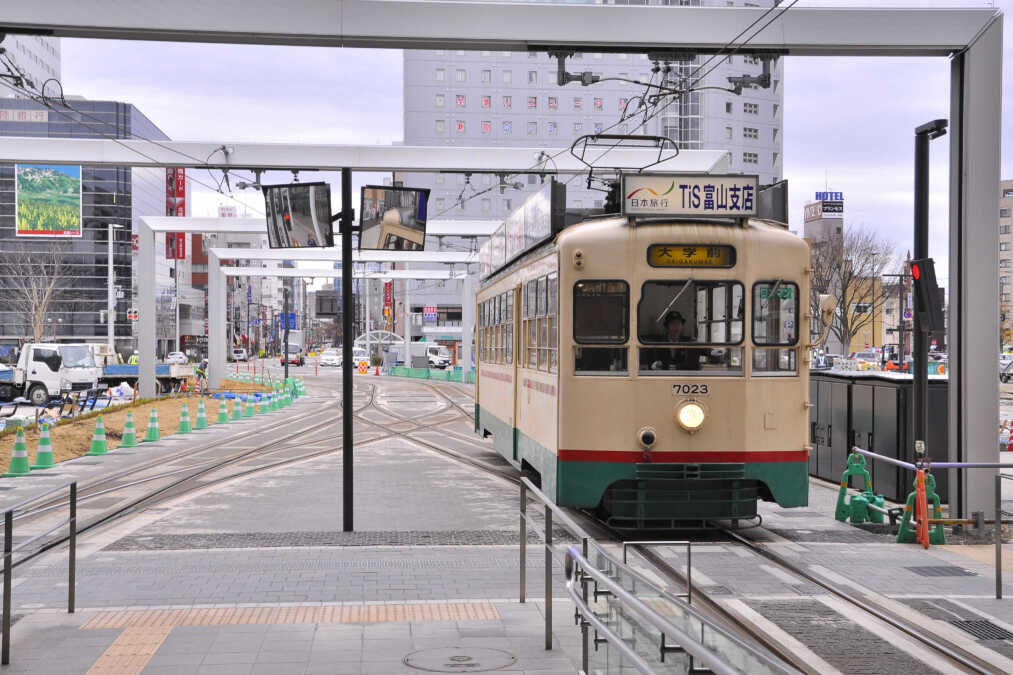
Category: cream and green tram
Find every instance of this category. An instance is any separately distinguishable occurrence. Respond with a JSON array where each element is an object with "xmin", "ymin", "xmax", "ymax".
[{"xmin": 476, "ymin": 213, "xmax": 811, "ymax": 528}]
